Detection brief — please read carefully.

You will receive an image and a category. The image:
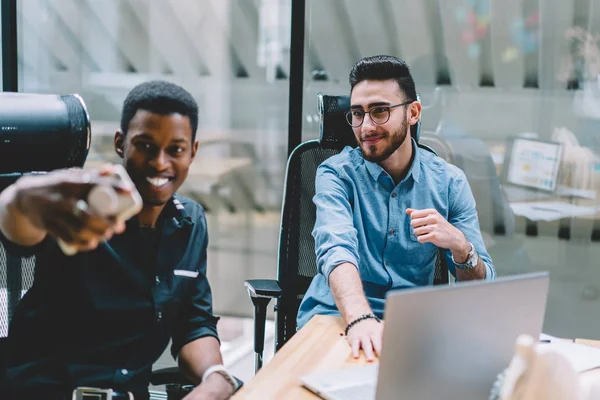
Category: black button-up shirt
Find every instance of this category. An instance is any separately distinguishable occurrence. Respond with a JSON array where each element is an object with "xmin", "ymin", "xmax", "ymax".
[{"xmin": 3, "ymin": 195, "xmax": 219, "ymax": 395}]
